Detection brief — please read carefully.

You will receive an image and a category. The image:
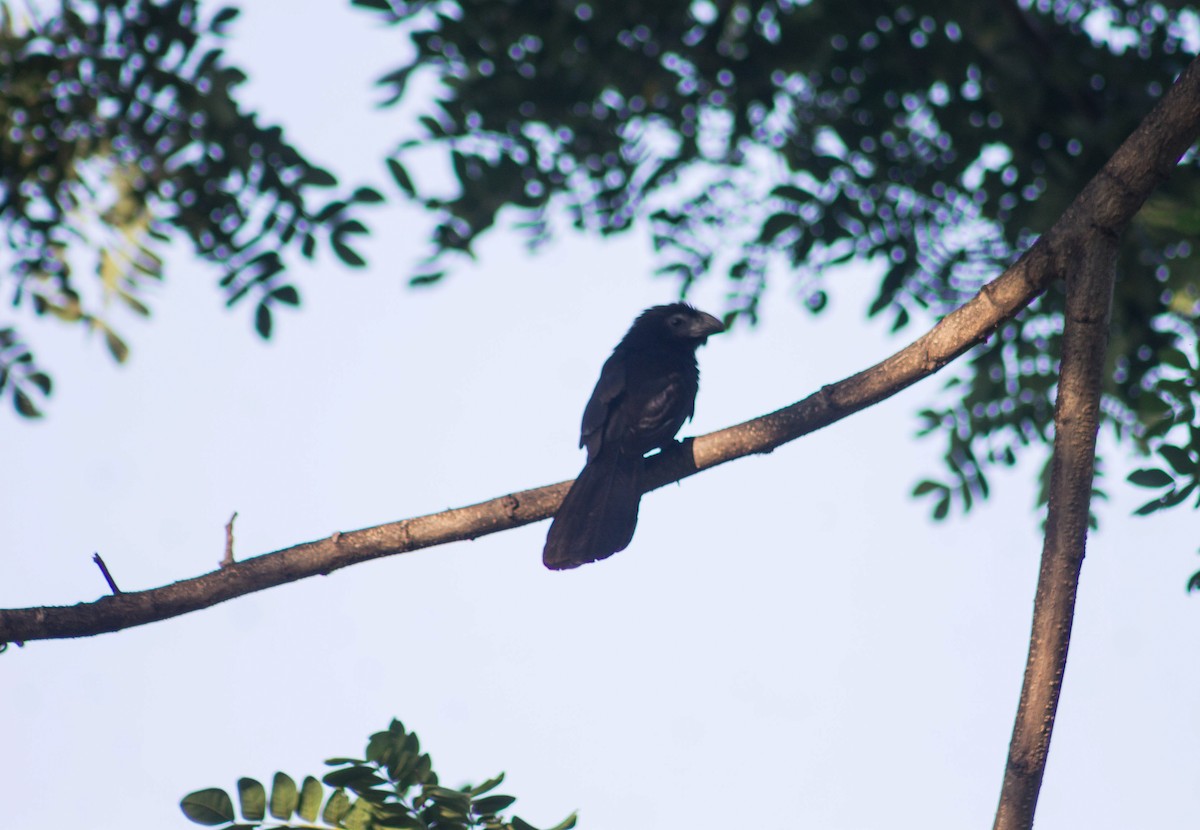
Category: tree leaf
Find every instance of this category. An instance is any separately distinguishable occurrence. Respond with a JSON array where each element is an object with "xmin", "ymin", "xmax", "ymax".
[
  {"xmin": 757, "ymin": 212, "xmax": 795, "ymax": 243},
  {"xmin": 269, "ymin": 772, "xmax": 298, "ymax": 820},
  {"xmin": 211, "ymin": 7, "xmax": 240, "ymax": 34},
  {"xmin": 410, "ymin": 271, "xmax": 444, "ymax": 287},
  {"xmin": 103, "ymin": 329, "xmax": 130, "ymax": 363},
  {"xmin": 472, "ymin": 794, "xmax": 516, "ymax": 815},
  {"xmin": 304, "ymin": 167, "xmax": 338, "ymax": 188},
  {"xmin": 1158, "ymin": 444, "xmax": 1195, "ymax": 476},
  {"xmin": 14, "ymin": 389, "xmax": 42, "ymax": 418},
  {"xmin": 255, "ymin": 303, "xmax": 273, "ymax": 339},
  {"xmin": 466, "ymin": 773, "xmax": 505, "ymax": 796},
  {"xmin": 298, "ymin": 776, "xmax": 324, "ymax": 823},
  {"xmin": 1127, "ymin": 468, "xmax": 1174, "ymax": 488},
  {"xmin": 332, "ymin": 239, "xmax": 366, "ymax": 267},
  {"xmin": 352, "ymin": 186, "xmax": 385, "ymax": 203},
  {"xmin": 270, "ymin": 285, "xmax": 301, "ymax": 306},
  {"xmin": 323, "ymin": 765, "xmax": 387, "ymax": 791},
  {"xmin": 353, "ymin": 0, "xmax": 393, "ymax": 10},
  {"xmin": 322, "ymin": 789, "xmax": 352, "ymax": 825},
  {"xmin": 180, "ymin": 788, "xmax": 235, "ymax": 825},
  {"xmin": 771, "ymin": 184, "xmax": 810, "ymax": 203},
  {"xmin": 388, "ymin": 158, "xmax": 416, "ymax": 196},
  {"xmin": 545, "ymin": 813, "xmax": 579, "ymax": 830},
  {"xmin": 26, "ymin": 371, "xmax": 52, "ymax": 396},
  {"xmin": 237, "ymin": 777, "xmax": 266, "ymax": 821},
  {"xmin": 912, "ymin": 480, "xmax": 946, "ymax": 497},
  {"xmin": 932, "ymin": 494, "xmax": 950, "ymax": 521}
]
